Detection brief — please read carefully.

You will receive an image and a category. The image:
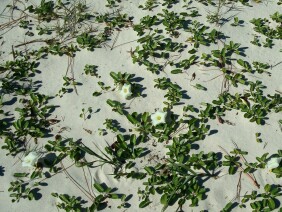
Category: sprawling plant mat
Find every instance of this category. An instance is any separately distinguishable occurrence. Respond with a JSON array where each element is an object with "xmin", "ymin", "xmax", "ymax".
[{"xmin": 0, "ymin": 0, "xmax": 281, "ymax": 211}]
